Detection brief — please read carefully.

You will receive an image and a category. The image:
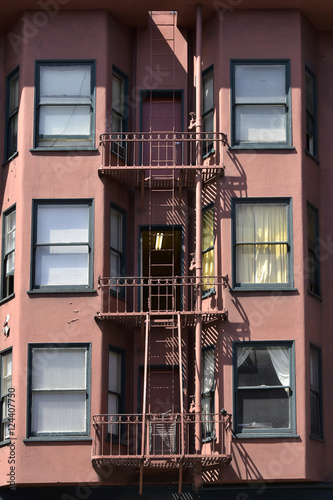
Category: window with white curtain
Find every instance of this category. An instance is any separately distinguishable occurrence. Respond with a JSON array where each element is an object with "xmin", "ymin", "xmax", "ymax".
[
  {"xmin": 29, "ymin": 345, "xmax": 90, "ymax": 437},
  {"xmin": 231, "ymin": 60, "xmax": 291, "ymax": 147},
  {"xmin": 310, "ymin": 344, "xmax": 323, "ymax": 438},
  {"xmin": 108, "ymin": 348, "xmax": 124, "ymax": 437},
  {"xmin": 32, "ymin": 200, "xmax": 93, "ymax": 291},
  {"xmin": 202, "ymin": 205, "xmax": 214, "ymax": 295},
  {"xmin": 2, "ymin": 206, "xmax": 16, "ymax": 299},
  {"xmin": 110, "ymin": 205, "xmax": 125, "ymax": 293},
  {"xmin": 1, "ymin": 349, "xmax": 12, "ymax": 441},
  {"xmin": 202, "ymin": 67, "xmax": 214, "ymax": 157},
  {"xmin": 35, "ymin": 61, "xmax": 95, "ymax": 148},
  {"xmin": 201, "ymin": 346, "xmax": 215, "ymax": 440},
  {"xmin": 234, "ymin": 342, "xmax": 295, "ymax": 436},
  {"xmin": 233, "ymin": 198, "xmax": 292, "ymax": 289}
]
